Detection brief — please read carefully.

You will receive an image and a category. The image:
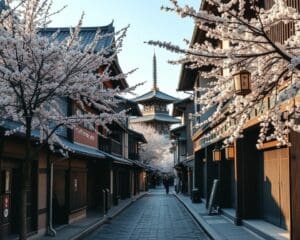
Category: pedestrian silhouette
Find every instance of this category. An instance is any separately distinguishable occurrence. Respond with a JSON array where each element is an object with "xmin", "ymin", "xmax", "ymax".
[{"xmin": 163, "ymin": 175, "xmax": 169, "ymax": 194}]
